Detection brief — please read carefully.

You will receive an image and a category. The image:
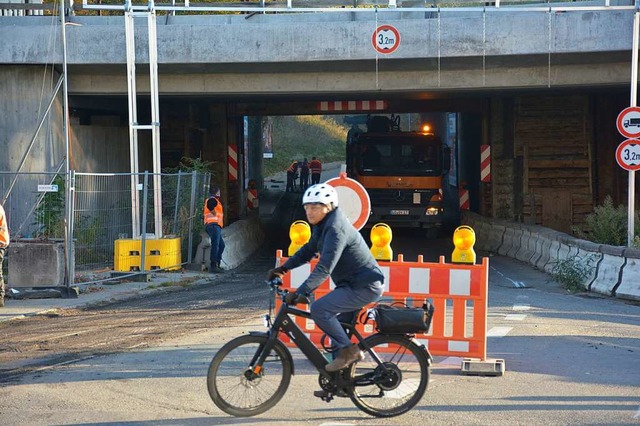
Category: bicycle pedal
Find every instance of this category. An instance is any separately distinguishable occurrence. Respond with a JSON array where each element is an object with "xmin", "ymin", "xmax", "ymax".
[{"xmin": 313, "ymin": 390, "xmax": 334, "ymax": 402}]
